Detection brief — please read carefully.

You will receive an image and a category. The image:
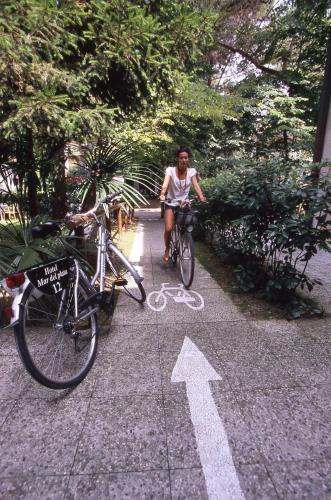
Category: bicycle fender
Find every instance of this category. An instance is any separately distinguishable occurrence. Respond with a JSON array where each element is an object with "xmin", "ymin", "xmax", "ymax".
[
  {"xmin": 8, "ymin": 279, "xmax": 30, "ymax": 327},
  {"xmin": 108, "ymin": 244, "xmax": 144, "ymax": 283}
]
